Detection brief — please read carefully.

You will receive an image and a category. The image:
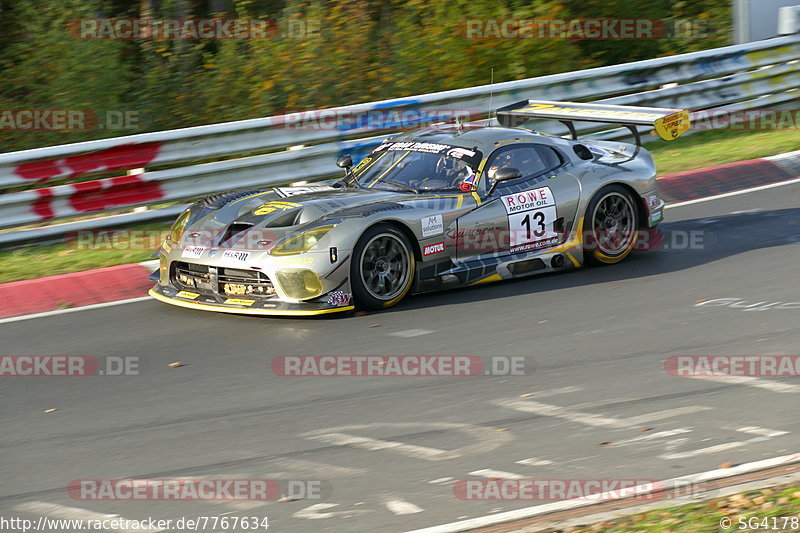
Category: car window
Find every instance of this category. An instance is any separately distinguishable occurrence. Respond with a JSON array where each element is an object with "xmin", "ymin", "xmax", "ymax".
[
  {"xmin": 352, "ymin": 142, "xmax": 483, "ymax": 192},
  {"xmin": 485, "ymin": 144, "xmax": 562, "ymax": 190}
]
